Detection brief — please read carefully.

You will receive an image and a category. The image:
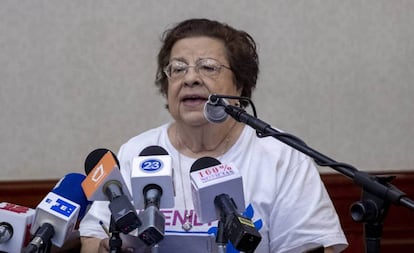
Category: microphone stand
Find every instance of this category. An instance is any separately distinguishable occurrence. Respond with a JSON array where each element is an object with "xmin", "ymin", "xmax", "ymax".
[
  {"xmin": 25, "ymin": 240, "xmax": 52, "ymax": 253},
  {"xmin": 219, "ymin": 100, "xmax": 414, "ymax": 253},
  {"xmin": 109, "ymin": 217, "xmax": 123, "ymax": 253},
  {"xmin": 41, "ymin": 241, "xmax": 52, "ymax": 253},
  {"xmin": 216, "ymin": 219, "xmax": 227, "ymax": 253},
  {"xmin": 151, "ymin": 243, "xmax": 160, "ymax": 253},
  {"xmin": 24, "ymin": 223, "xmax": 54, "ymax": 253}
]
